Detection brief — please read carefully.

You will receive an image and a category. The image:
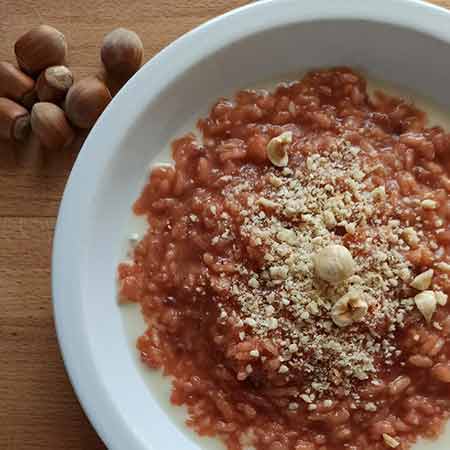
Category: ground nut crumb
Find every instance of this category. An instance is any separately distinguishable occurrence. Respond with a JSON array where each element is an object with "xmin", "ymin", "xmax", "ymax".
[
  {"xmin": 421, "ymin": 199, "xmax": 438, "ymax": 210},
  {"xmin": 323, "ymin": 210, "xmax": 337, "ymax": 228},
  {"xmin": 267, "ymin": 131, "xmax": 292, "ymax": 167},
  {"xmin": 411, "ymin": 269, "xmax": 434, "ymax": 290},
  {"xmin": 372, "ymin": 186, "xmax": 386, "ymax": 201},
  {"xmin": 257, "ymin": 197, "xmax": 279, "ymax": 209},
  {"xmin": 364, "ymin": 402, "xmax": 377, "ymax": 412},
  {"xmin": 436, "ymin": 261, "xmax": 450, "ymax": 272},
  {"xmin": 300, "ymin": 394, "xmax": 313, "ymax": 404},
  {"xmin": 435, "ymin": 291, "xmax": 448, "ymax": 306},
  {"xmin": 383, "ymin": 434, "xmax": 400, "ymax": 448},
  {"xmin": 414, "ymin": 291, "xmax": 437, "ymax": 323},
  {"xmin": 268, "ymin": 175, "xmax": 283, "ymax": 187},
  {"xmin": 331, "ymin": 290, "xmax": 368, "ymax": 327},
  {"xmin": 402, "ymin": 227, "xmax": 419, "ymax": 247}
]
